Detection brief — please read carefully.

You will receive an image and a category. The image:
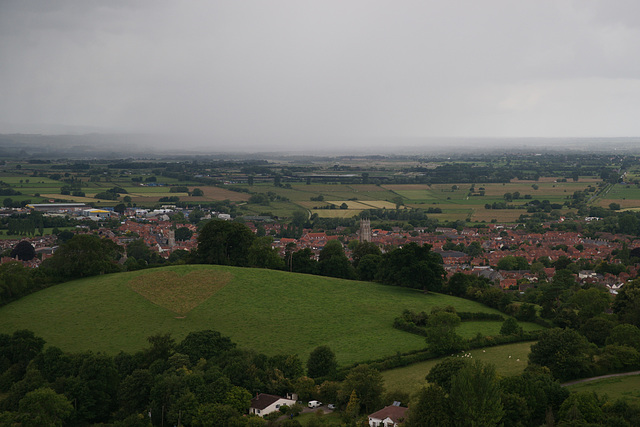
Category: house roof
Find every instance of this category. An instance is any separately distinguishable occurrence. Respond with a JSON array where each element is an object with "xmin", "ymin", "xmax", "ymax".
[
  {"xmin": 250, "ymin": 393, "xmax": 281, "ymax": 410},
  {"xmin": 369, "ymin": 405, "xmax": 408, "ymax": 423}
]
